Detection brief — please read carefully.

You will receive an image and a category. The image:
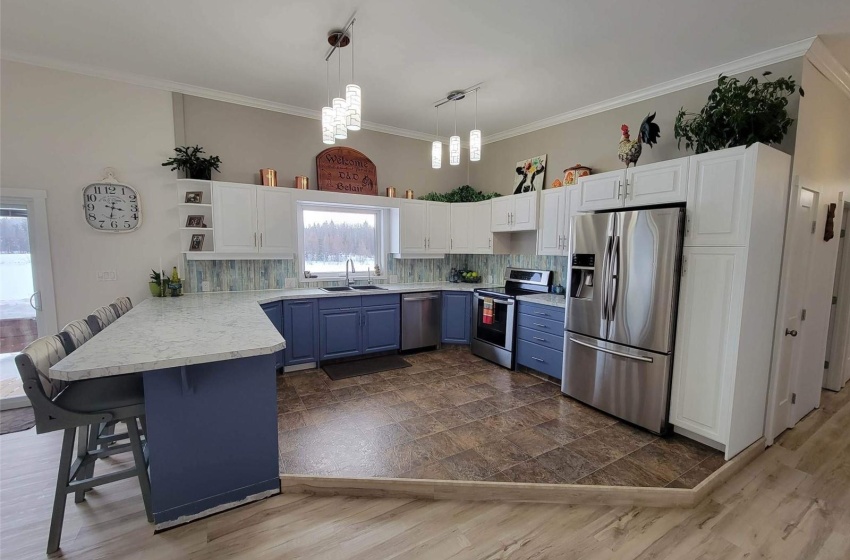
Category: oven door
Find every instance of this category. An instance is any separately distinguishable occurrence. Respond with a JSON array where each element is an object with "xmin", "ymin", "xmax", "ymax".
[{"xmin": 472, "ymin": 294, "xmax": 515, "ymax": 351}]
